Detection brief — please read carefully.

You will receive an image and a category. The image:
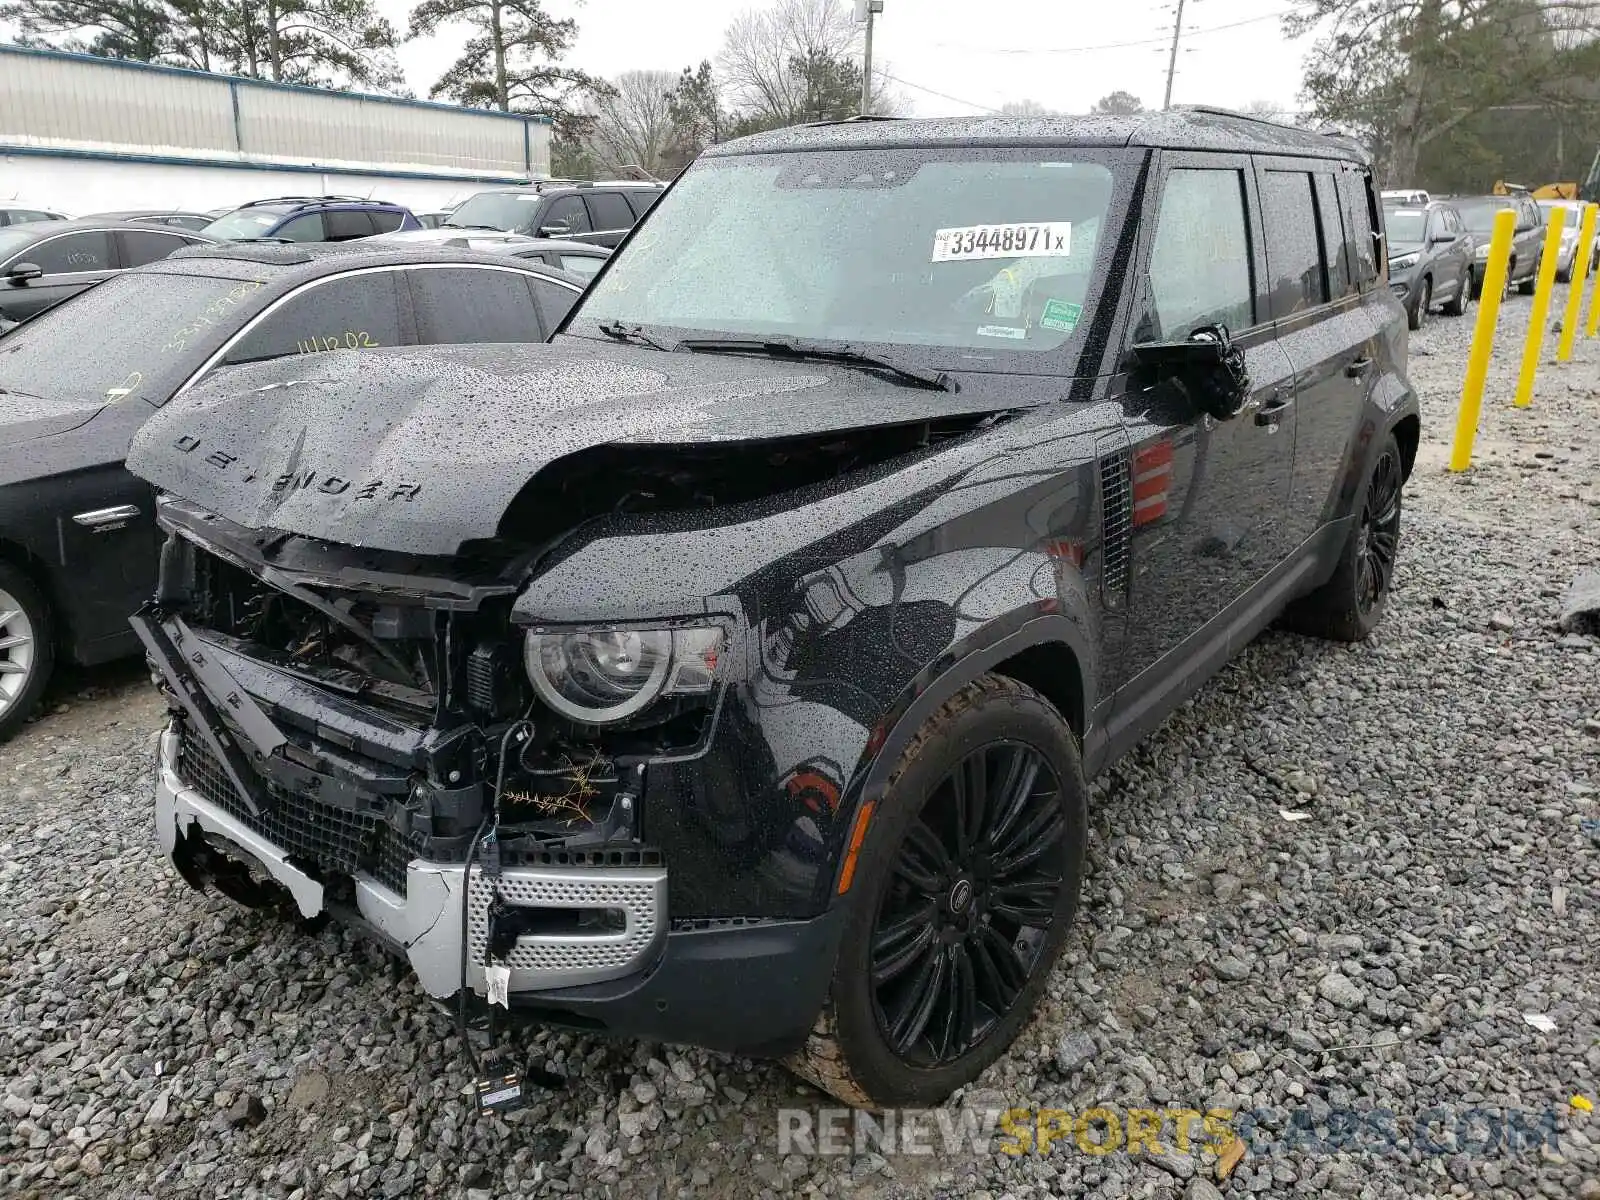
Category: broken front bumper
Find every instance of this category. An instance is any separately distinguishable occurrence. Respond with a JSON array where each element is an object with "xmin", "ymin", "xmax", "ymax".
[{"xmin": 155, "ymin": 725, "xmax": 669, "ymax": 998}]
